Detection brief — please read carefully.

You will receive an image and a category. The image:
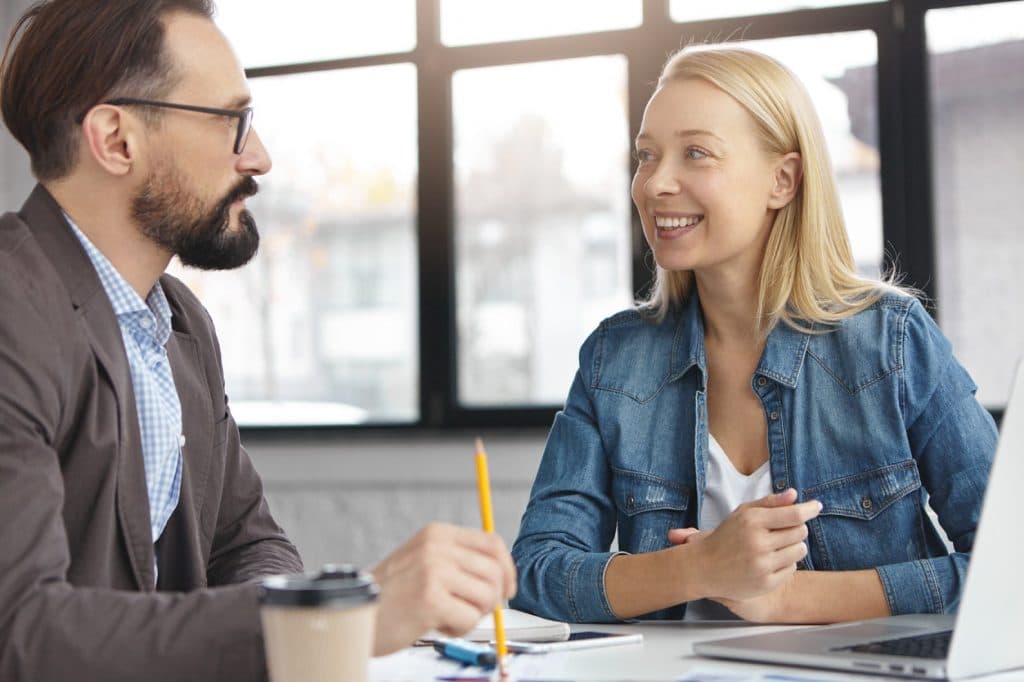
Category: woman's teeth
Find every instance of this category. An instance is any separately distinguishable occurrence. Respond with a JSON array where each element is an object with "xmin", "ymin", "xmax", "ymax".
[{"xmin": 655, "ymin": 215, "xmax": 703, "ymax": 230}]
